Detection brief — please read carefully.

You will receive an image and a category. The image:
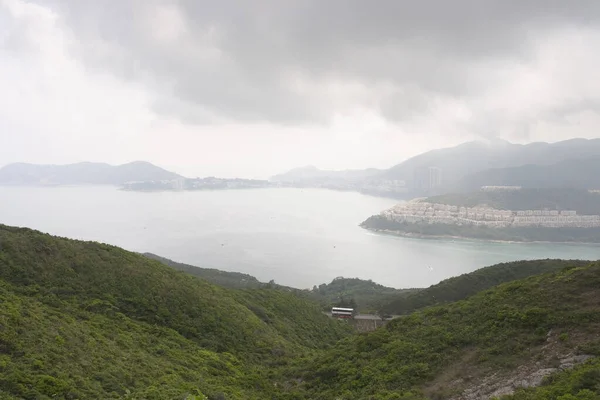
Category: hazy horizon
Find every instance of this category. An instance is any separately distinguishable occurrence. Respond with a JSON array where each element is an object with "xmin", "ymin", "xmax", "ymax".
[
  {"xmin": 2, "ymin": 1, "xmax": 600, "ymax": 178},
  {"xmin": 1, "ymin": 136, "xmax": 597, "ymax": 180}
]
